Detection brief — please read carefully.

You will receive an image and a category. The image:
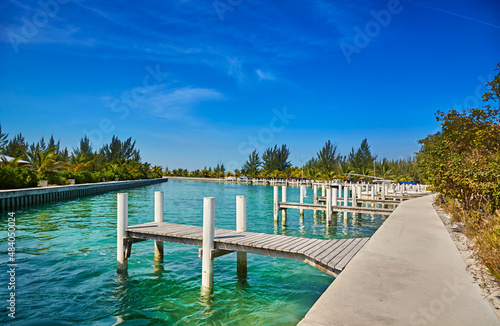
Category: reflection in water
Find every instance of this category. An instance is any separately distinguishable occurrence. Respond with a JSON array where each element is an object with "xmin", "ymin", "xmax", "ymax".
[{"xmin": 0, "ymin": 181, "xmax": 388, "ymax": 325}]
